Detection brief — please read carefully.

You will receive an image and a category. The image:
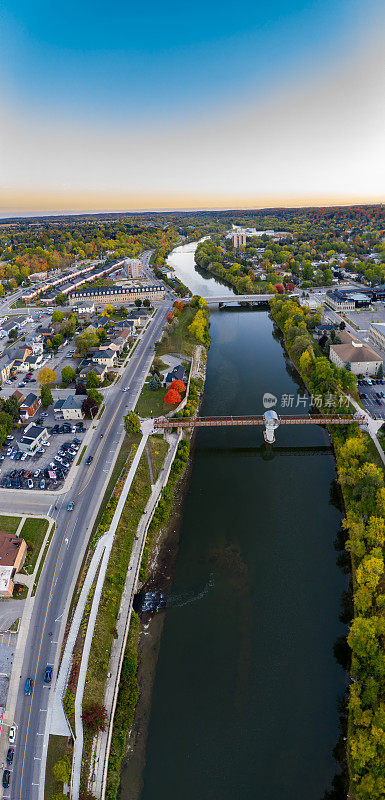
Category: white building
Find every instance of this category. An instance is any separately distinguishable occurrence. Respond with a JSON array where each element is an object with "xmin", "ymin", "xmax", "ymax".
[
  {"xmin": 370, "ymin": 323, "xmax": 385, "ymax": 352},
  {"xmin": 329, "ymin": 331, "xmax": 382, "ymax": 376}
]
